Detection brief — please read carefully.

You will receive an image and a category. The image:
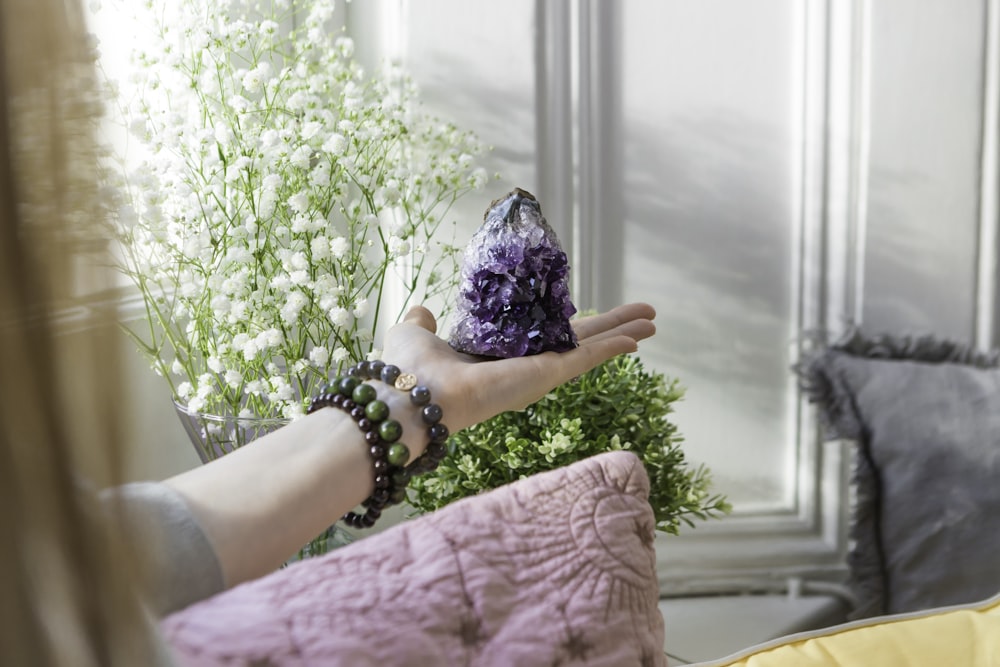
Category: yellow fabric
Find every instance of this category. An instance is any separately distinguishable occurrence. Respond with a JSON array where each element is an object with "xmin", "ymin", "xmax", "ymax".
[{"xmin": 702, "ymin": 593, "xmax": 1000, "ymax": 667}]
